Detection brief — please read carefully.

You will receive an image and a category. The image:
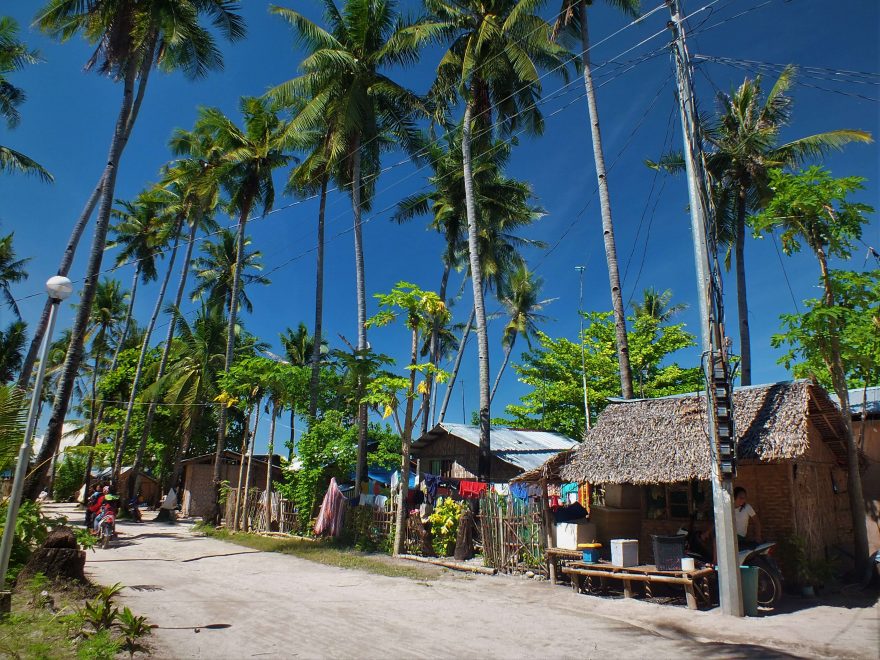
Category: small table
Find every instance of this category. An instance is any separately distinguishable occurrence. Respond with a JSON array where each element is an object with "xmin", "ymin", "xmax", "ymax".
[{"xmin": 562, "ymin": 560, "xmax": 715, "ymax": 610}]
